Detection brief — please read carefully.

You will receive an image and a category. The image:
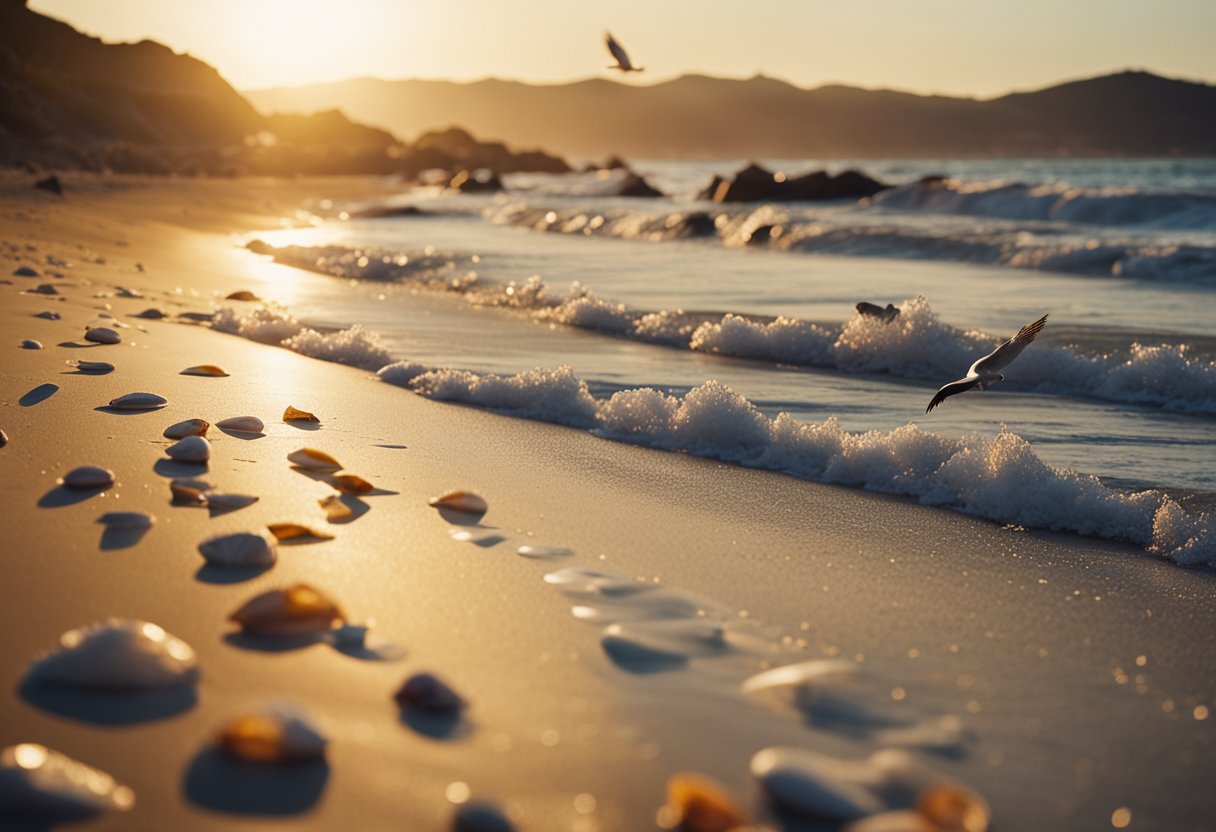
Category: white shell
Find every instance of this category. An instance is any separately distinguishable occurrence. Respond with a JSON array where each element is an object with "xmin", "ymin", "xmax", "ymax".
[
  {"xmin": 287, "ymin": 448, "xmax": 342, "ymax": 471},
  {"xmin": 164, "ymin": 419, "xmax": 209, "ymax": 439},
  {"xmin": 216, "ymin": 416, "xmax": 264, "ymax": 434},
  {"xmin": 0, "ymin": 743, "xmax": 136, "ymax": 816},
  {"xmin": 199, "ymin": 530, "xmax": 277, "ymax": 568},
  {"xmin": 165, "ymin": 435, "xmax": 210, "ymax": 464},
  {"xmin": 84, "ymin": 327, "xmax": 120, "ymax": 344},
  {"xmin": 26, "ymin": 619, "xmax": 199, "ymax": 689},
  {"xmin": 66, "ymin": 359, "xmax": 114, "ymax": 374},
  {"xmin": 62, "ymin": 466, "xmax": 115, "ymax": 490},
  {"xmin": 108, "ymin": 392, "xmax": 167, "ymax": 410},
  {"xmin": 97, "ymin": 512, "xmax": 154, "ymax": 529},
  {"xmin": 20, "ymin": 339, "xmax": 42, "ymax": 349},
  {"xmin": 428, "ymin": 490, "xmax": 488, "ymax": 514},
  {"xmin": 751, "ymin": 747, "xmax": 886, "ymax": 820},
  {"xmin": 516, "ymin": 544, "xmax": 573, "ymax": 558}
]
